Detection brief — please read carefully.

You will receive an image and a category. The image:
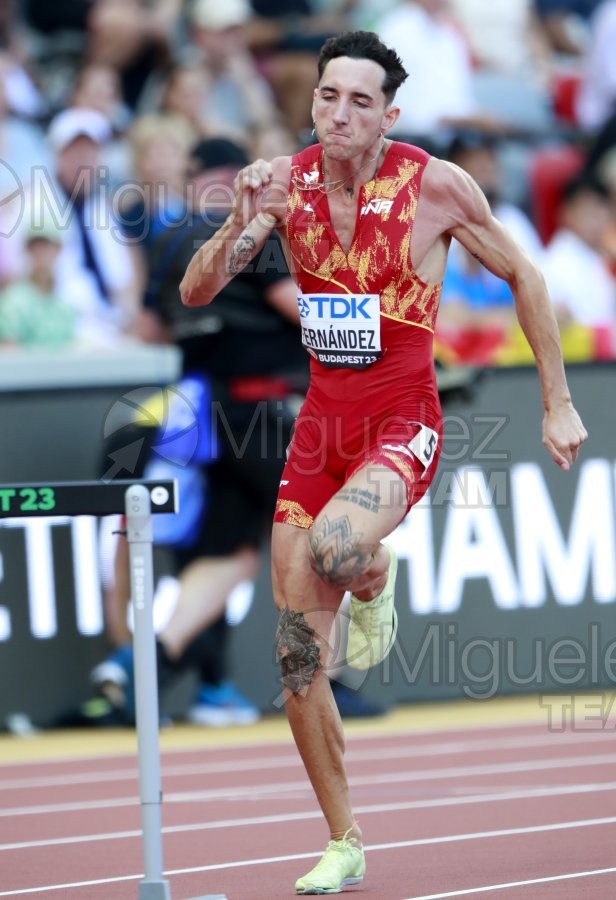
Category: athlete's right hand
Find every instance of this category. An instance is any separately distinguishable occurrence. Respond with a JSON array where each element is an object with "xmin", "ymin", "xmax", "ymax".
[{"xmin": 232, "ymin": 159, "xmax": 275, "ymax": 227}]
